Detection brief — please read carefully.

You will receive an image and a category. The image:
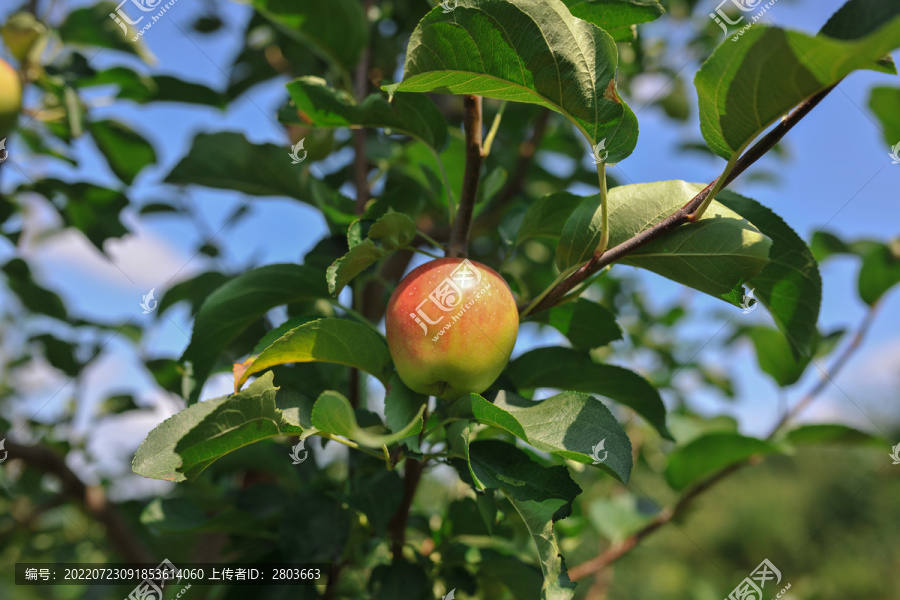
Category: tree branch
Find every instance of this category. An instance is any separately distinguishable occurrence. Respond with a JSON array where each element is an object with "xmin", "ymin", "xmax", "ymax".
[
  {"xmin": 527, "ymin": 84, "xmax": 837, "ymax": 315},
  {"xmin": 2, "ymin": 436, "xmax": 154, "ymax": 563},
  {"xmin": 569, "ymin": 293, "xmax": 878, "ymax": 582},
  {"xmin": 352, "ymin": 0, "xmax": 373, "ymax": 214},
  {"xmin": 447, "ymin": 95, "xmax": 484, "ymax": 258},
  {"xmin": 387, "ymin": 458, "xmax": 424, "ymax": 561}
]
